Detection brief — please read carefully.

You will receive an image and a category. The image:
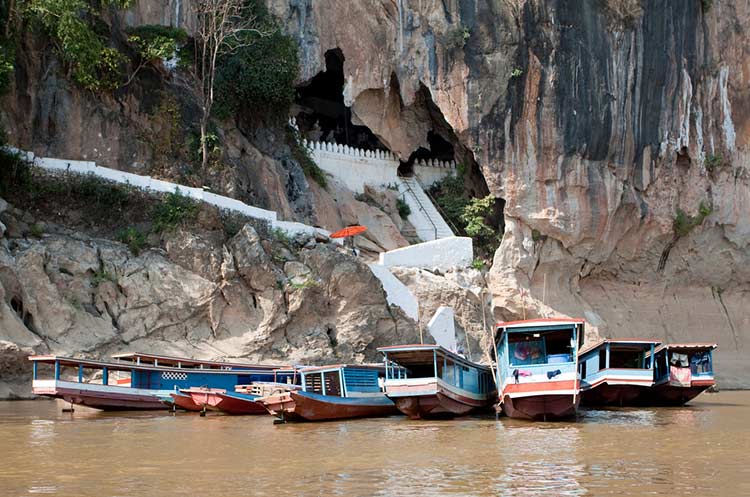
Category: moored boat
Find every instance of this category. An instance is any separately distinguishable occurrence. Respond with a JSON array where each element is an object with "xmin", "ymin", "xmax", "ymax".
[
  {"xmin": 578, "ymin": 339, "xmax": 661, "ymax": 407},
  {"xmin": 647, "ymin": 343, "xmax": 717, "ymax": 406},
  {"xmin": 494, "ymin": 318, "xmax": 584, "ymax": 421},
  {"xmin": 256, "ymin": 365, "xmax": 398, "ymax": 422},
  {"xmin": 214, "ymin": 392, "xmax": 268, "ymax": 414},
  {"xmin": 378, "ymin": 344, "xmax": 495, "ymax": 419},
  {"xmin": 29, "ymin": 353, "xmax": 283, "ymax": 411},
  {"xmin": 170, "ymin": 391, "xmax": 203, "ymax": 411}
]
